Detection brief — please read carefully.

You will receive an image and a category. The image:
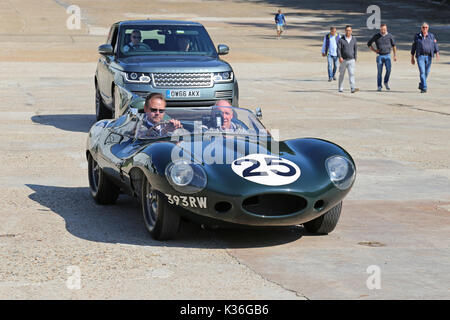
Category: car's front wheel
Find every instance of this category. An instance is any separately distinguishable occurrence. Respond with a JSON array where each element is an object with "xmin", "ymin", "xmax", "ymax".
[
  {"xmin": 88, "ymin": 154, "xmax": 120, "ymax": 204},
  {"xmin": 303, "ymin": 201, "xmax": 342, "ymax": 234},
  {"xmin": 141, "ymin": 176, "xmax": 180, "ymax": 240}
]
